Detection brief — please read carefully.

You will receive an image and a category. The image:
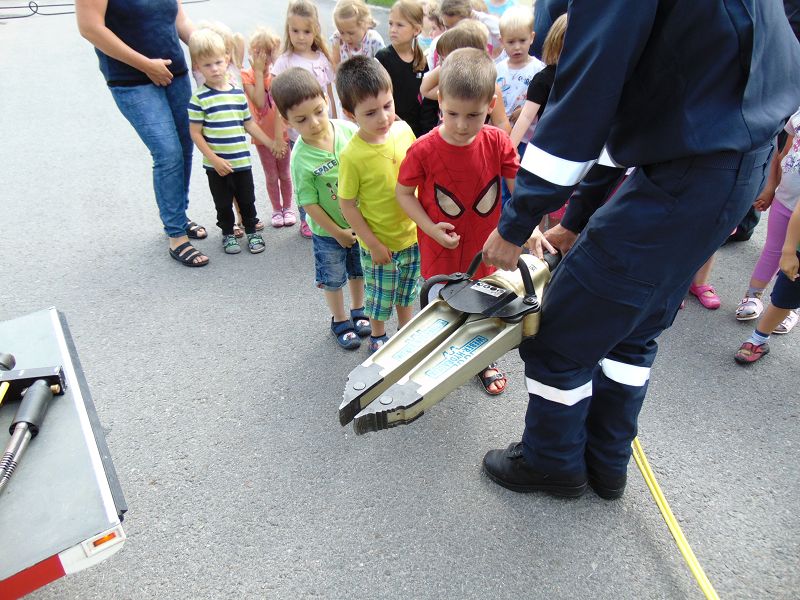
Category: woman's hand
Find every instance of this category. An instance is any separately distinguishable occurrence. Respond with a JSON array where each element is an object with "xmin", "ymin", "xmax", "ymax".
[{"xmin": 143, "ymin": 58, "xmax": 174, "ymax": 86}]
